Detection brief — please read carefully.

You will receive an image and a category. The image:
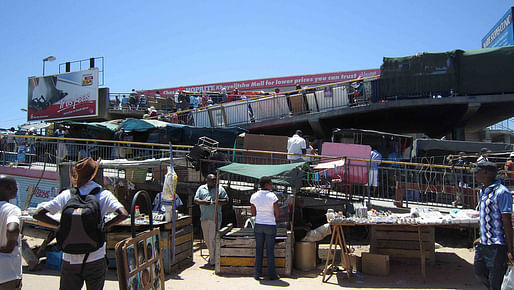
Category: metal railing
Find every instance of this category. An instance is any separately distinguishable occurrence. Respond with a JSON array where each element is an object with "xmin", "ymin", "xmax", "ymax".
[{"xmin": 3, "ymin": 135, "xmax": 511, "ymax": 210}]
